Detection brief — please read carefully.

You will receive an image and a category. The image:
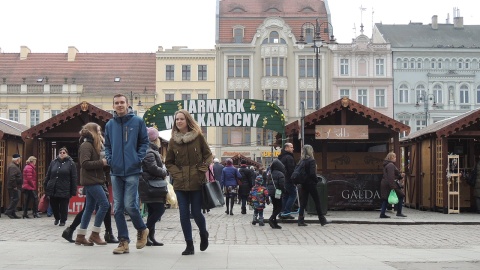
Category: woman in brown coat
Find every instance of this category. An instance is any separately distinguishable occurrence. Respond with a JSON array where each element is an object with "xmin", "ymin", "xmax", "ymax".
[
  {"xmin": 165, "ymin": 109, "xmax": 213, "ymax": 256},
  {"xmin": 379, "ymin": 152, "xmax": 405, "ymax": 218}
]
